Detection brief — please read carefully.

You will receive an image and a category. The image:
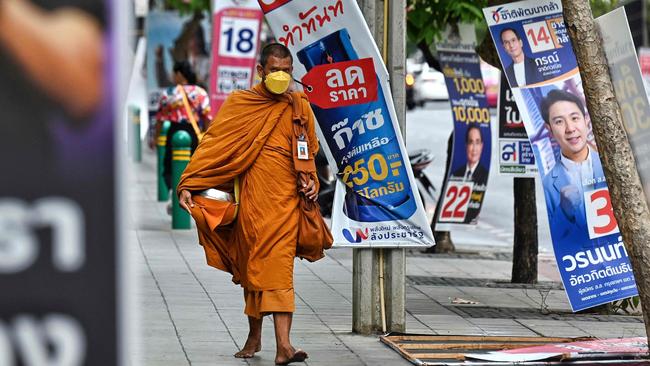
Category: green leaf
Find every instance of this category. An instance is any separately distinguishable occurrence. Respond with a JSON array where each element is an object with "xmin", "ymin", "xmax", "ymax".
[{"xmin": 408, "ymin": 8, "xmax": 432, "ymax": 28}]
